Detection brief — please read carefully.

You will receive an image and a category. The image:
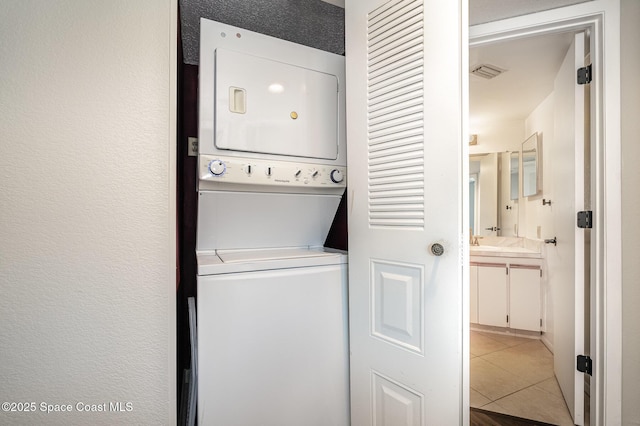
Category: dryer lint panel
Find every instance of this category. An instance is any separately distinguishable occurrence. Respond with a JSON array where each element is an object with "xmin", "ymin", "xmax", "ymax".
[{"xmin": 215, "ymin": 48, "xmax": 339, "ymax": 160}]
